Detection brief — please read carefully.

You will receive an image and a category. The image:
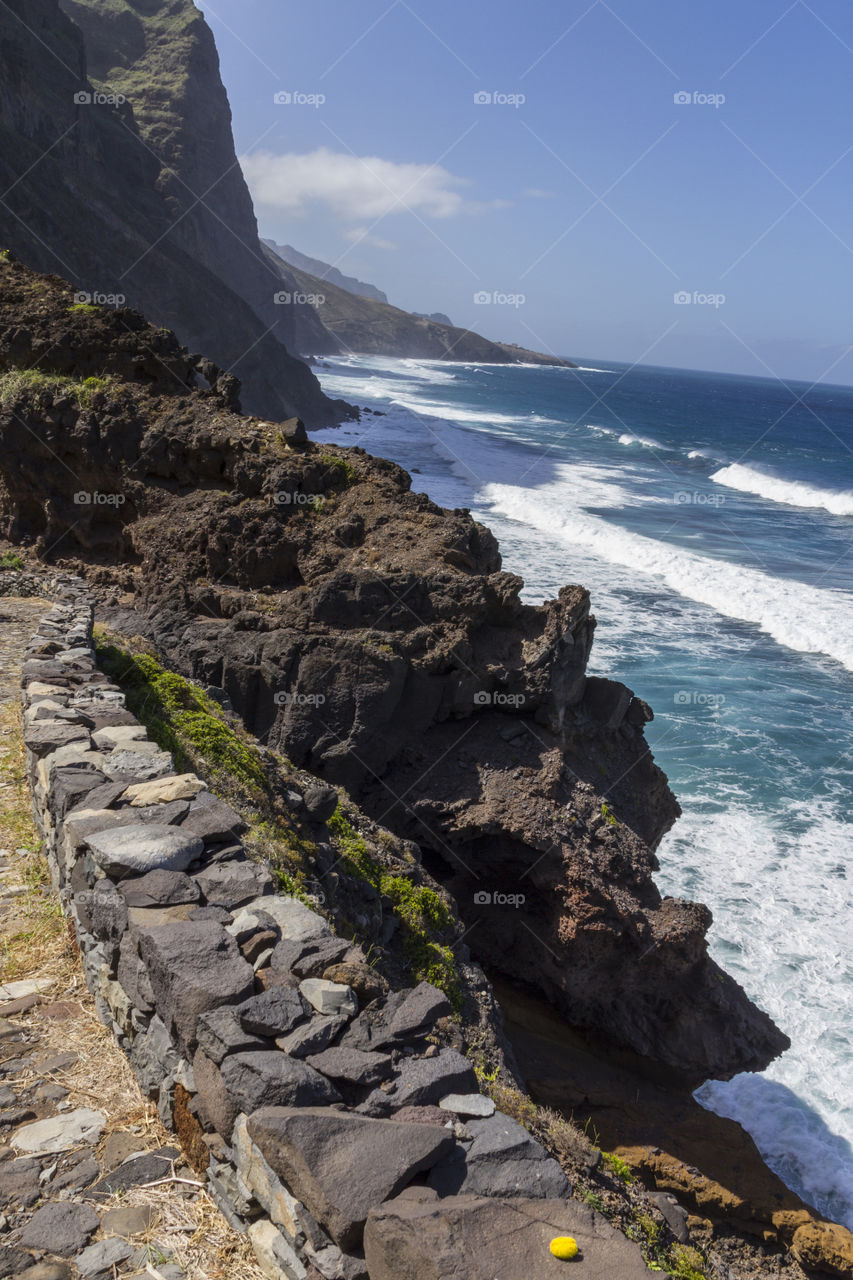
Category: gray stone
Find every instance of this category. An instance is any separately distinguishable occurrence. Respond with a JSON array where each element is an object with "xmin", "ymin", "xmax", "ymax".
[
  {"xmin": 302, "ymin": 785, "xmax": 339, "ymax": 823},
  {"xmin": 75, "ymin": 1237, "xmax": 134, "ymax": 1277},
  {"xmin": 124, "ymin": 799, "xmax": 191, "ymax": 826},
  {"xmin": 221, "ymin": 1052, "xmax": 343, "ymax": 1117},
  {"xmin": 368, "ymin": 982, "xmax": 451, "ymax": 1050},
  {"xmin": 12, "ymin": 1107, "xmax": 106, "ymax": 1154},
  {"xmin": 247, "ymin": 1106, "xmax": 454, "ymax": 1251},
  {"xmin": 118, "ymin": 869, "xmax": 201, "ymax": 908},
  {"xmin": 427, "ymin": 1113, "xmax": 569, "ymax": 1200},
  {"xmin": 50, "ymin": 766, "xmax": 111, "ymax": 820},
  {"xmin": 271, "ymin": 935, "xmax": 351, "ymax": 979},
  {"xmin": 130, "ymin": 1015, "xmax": 179, "ymax": 1095},
  {"xmin": 101, "ymin": 749, "xmax": 173, "ymax": 781},
  {"xmin": 363, "ymin": 1050, "xmax": 477, "ymax": 1116},
  {"xmin": 137, "ymin": 921, "xmax": 255, "ymax": 1055},
  {"xmin": 277, "ymin": 1015, "xmax": 348, "ymax": 1059},
  {"xmin": 19, "ymin": 1200, "xmax": 100, "ymax": 1255},
  {"xmin": 196, "ymin": 1006, "xmax": 268, "ymax": 1065},
  {"xmin": 50, "ymin": 1156, "xmax": 99, "ymax": 1192},
  {"xmin": 249, "ymin": 896, "xmax": 328, "ymax": 943},
  {"xmin": 24, "ymin": 721, "xmax": 90, "ymax": 757},
  {"xmin": 438, "ymin": 1094, "xmax": 495, "ymax": 1118},
  {"xmin": 116, "ymin": 932, "xmax": 156, "ymax": 1014},
  {"xmin": 237, "ymin": 988, "xmax": 310, "ymax": 1038},
  {"xmin": 305, "ymin": 1047, "xmax": 393, "ymax": 1087},
  {"xmin": 0, "ymin": 1157, "xmax": 42, "ymax": 1208},
  {"xmin": 647, "ymin": 1191, "xmax": 690, "ymax": 1243},
  {"xmin": 363, "ymin": 1197, "xmax": 654, "ymax": 1280},
  {"xmin": 180, "ymin": 792, "xmax": 247, "ymax": 843},
  {"xmin": 85, "ymin": 824, "xmax": 203, "ymax": 878},
  {"xmin": 88, "ymin": 1146, "xmax": 180, "ymax": 1198},
  {"xmin": 300, "ymin": 979, "xmax": 357, "ymax": 1018},
  {"xmin": 90, "ymin": 884, "xmax": 128, "ymax": 945},
  {"xmin": 67, "ymin": 781, "xmax": 126, "ymax": 815},
  {"xmin": 193, "ymin": 860, "xmax": 273, "ymax": 907}
]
